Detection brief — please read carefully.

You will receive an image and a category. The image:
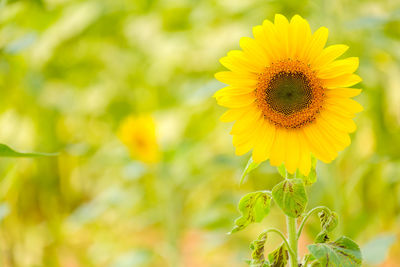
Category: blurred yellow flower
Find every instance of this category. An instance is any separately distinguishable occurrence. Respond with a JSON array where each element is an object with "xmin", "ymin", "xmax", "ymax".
[
  {"xmin": 215, "ymin": 14, "xmax": 363, "ymax": 175},
  {"xmin": 118, "ymin": 115, "xmax": 160, "ymax": 163}
]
